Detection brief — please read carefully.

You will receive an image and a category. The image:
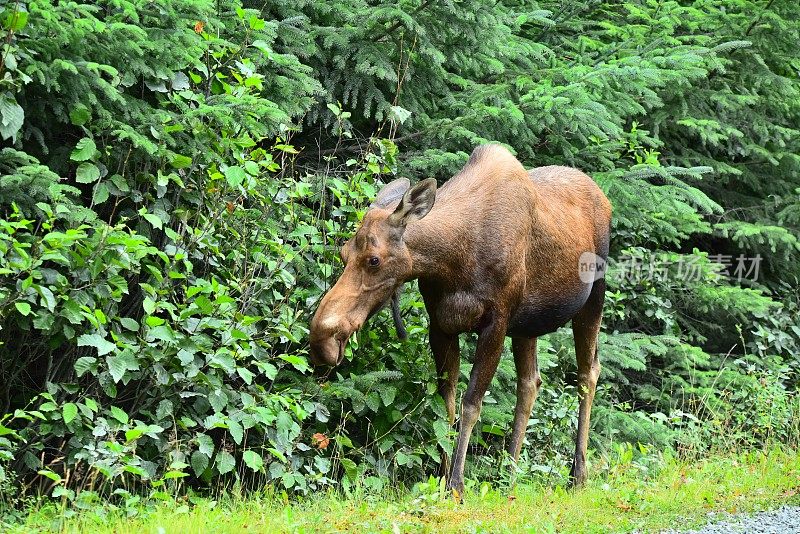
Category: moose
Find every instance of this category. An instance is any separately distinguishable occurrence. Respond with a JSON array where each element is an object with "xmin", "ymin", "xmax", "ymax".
[{"xmin": 309, "ymin": 144, "xmax": 611, "ymax": 494}]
